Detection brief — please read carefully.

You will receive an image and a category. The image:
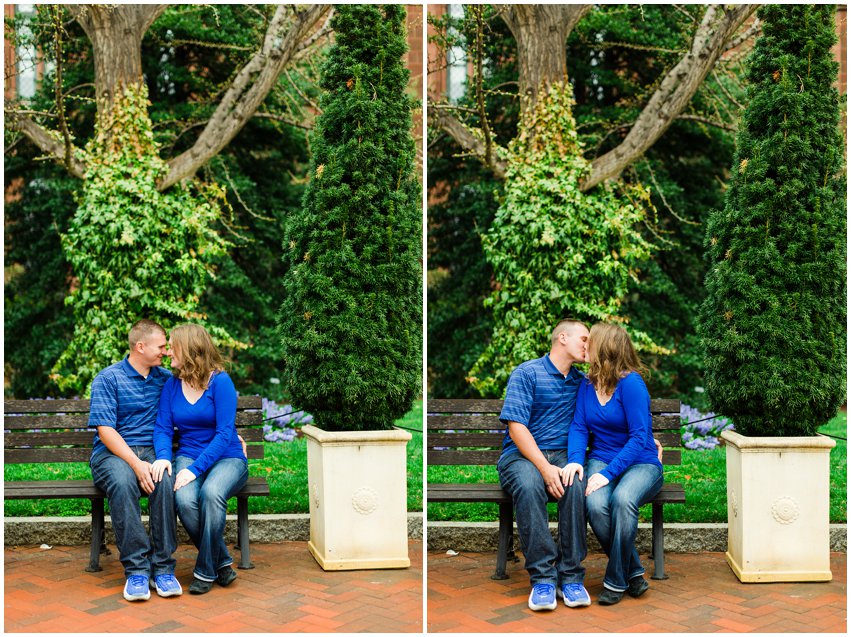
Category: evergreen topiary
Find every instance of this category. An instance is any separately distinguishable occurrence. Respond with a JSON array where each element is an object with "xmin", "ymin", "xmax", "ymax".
[
  {"xmin": 278, "ymin": 5, "xmax": 421, "ymax": 431},
  {"xmin": 698, "ymin": 5, "xmax": 846, "ymax": 437},
  {"xmin": 468, "ymin": 83, "xmax": 658, "ymax": 397}
]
